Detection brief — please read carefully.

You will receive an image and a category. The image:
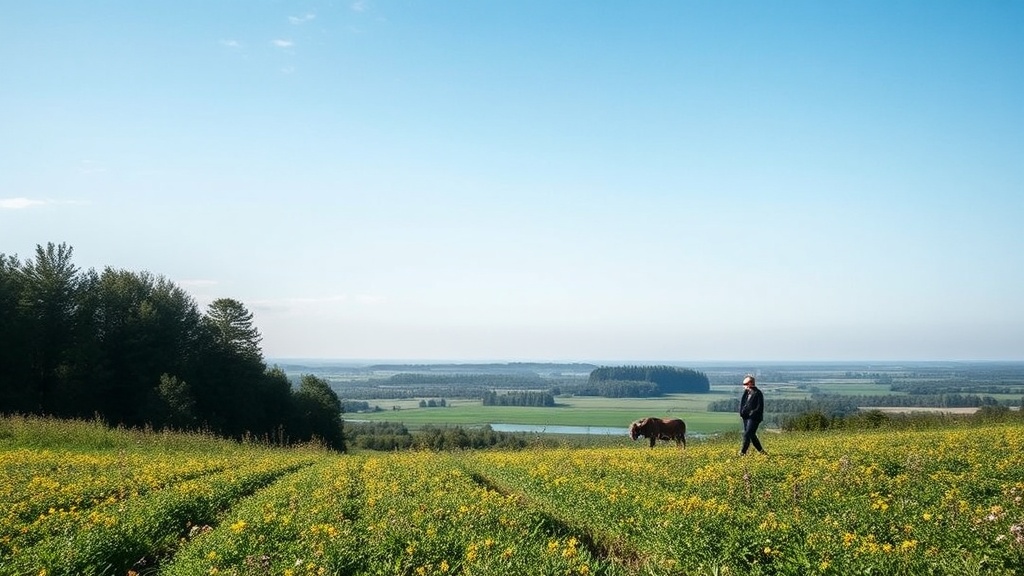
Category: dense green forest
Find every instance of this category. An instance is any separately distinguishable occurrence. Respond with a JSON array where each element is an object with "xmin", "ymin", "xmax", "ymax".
[
  {"xmin": 481, "ymin": 390, "xmax": 555, "ymax": 407},
  {"xmin": 0, "ymin": 243, "xmax": 345, "ymax": 449},
  {"xmin": 587, "ymin": 365, "xmax": 710, "ymax": 394}
]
